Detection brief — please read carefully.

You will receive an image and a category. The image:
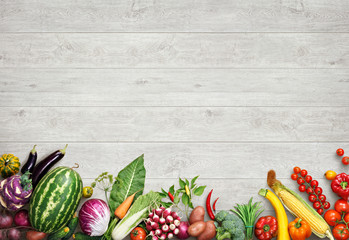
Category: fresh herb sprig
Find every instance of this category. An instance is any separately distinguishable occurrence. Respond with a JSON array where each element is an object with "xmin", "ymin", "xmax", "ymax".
[
  {"xmin": 231, "ymin": 198, "xmax": 264, "ymax": 240},
  {"xmin": 159, "ymin": 176, "xmax": 206, "ymax": 219},
  {"xmin": 91, "ymin": 172, "xmax": 116, "ymax": 203}
]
